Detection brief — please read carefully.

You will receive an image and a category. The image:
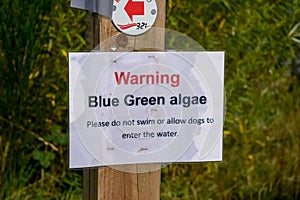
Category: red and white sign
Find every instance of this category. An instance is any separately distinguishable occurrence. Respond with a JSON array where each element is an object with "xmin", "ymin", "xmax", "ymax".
[{"xmin": 112, "ymin": 0, "xmax": 157, "ymax": 36}]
